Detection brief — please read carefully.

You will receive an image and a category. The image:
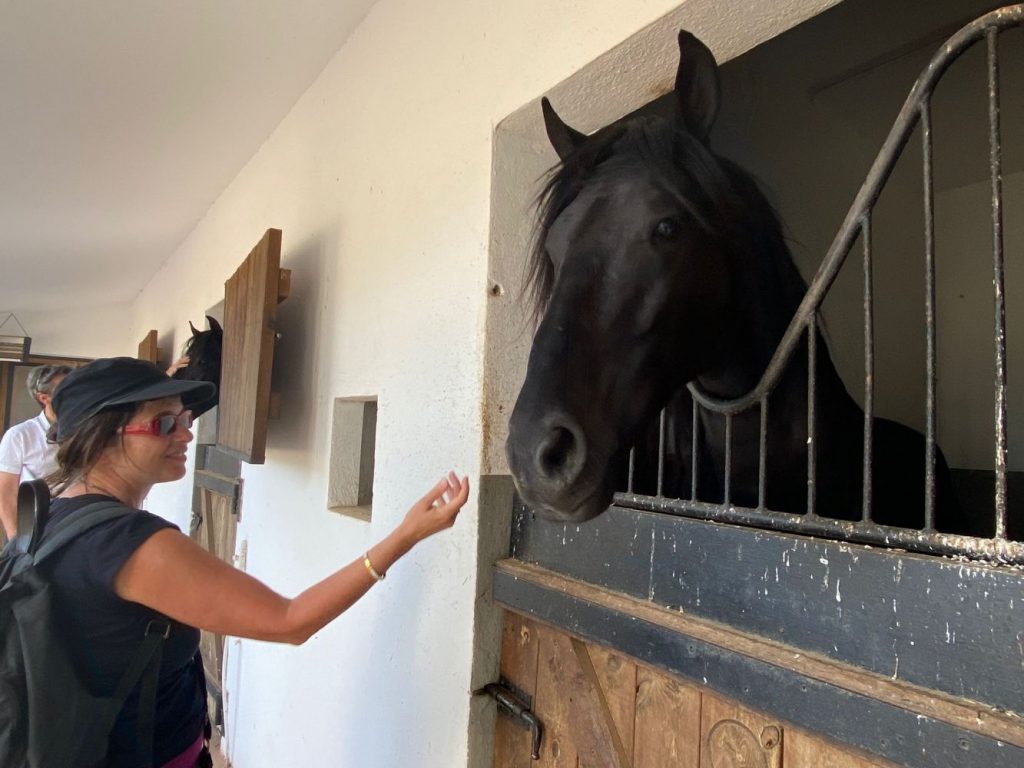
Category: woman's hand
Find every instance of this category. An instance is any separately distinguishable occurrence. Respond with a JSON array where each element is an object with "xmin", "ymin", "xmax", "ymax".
[
  {"xmin": 399, "ymin": 471, "xmax": 470, "ymax": 544},
  {"xmin": 165, "ymin": 356, "xmax": 190, "ymax": 376}
]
